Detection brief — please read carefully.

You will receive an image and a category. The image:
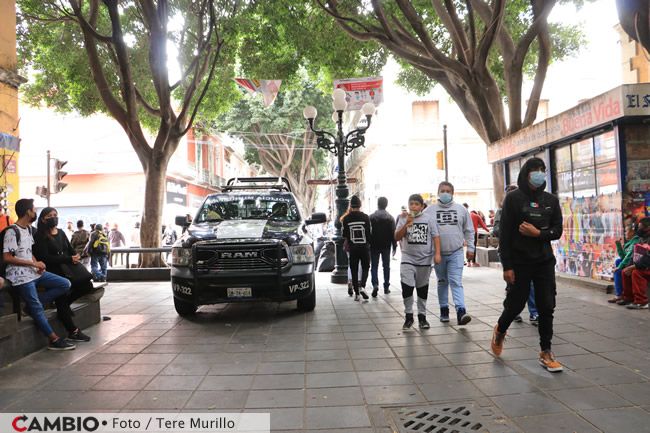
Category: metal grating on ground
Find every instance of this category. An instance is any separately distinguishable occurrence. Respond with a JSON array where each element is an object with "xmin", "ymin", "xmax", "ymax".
[{"xmin": 388, "ymin": 402, "xmax": 519, "ymax": 433}]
